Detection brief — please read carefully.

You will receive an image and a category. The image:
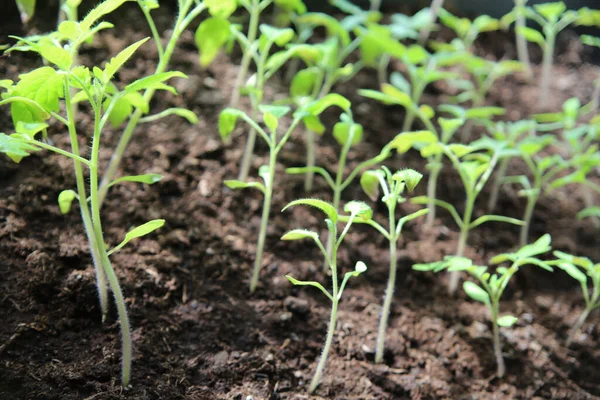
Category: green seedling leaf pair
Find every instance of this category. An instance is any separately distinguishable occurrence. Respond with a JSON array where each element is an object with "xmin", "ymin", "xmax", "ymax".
[
  {"xmin": 355, "ymin": 167, "xmax": 427, "ymax": 363},
  {"xmin": 414, "ymin": 234, "xmax": 553, "ymax": 377},
  {"xmin": 282, "ymin": 198, "xmax": 369, "ymax": 393}
]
